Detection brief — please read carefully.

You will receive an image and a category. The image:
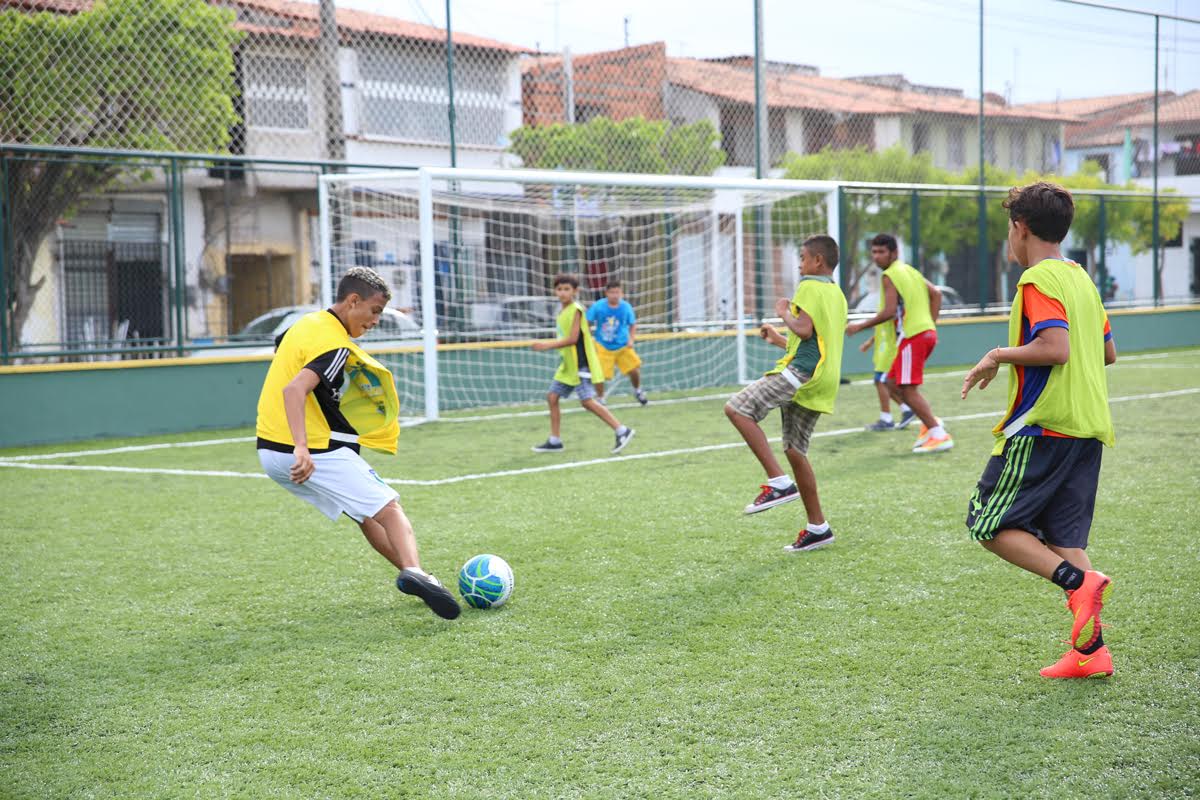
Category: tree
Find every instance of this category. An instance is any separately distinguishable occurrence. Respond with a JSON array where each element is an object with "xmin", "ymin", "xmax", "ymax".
[
  {"xmin": 778, "ymin": 145, "xmax": 1187, "ymax": 305},
  {"xmin": 508, "ymin": 116, "xmax": 726, "ymax": 175},
  {"xmin": 0, "ymin": 0, "xmax": 242, "ymax": 347},
  {"xmin": 778, "ymin": 145, "xmax": 962, "ymax": 302}
]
